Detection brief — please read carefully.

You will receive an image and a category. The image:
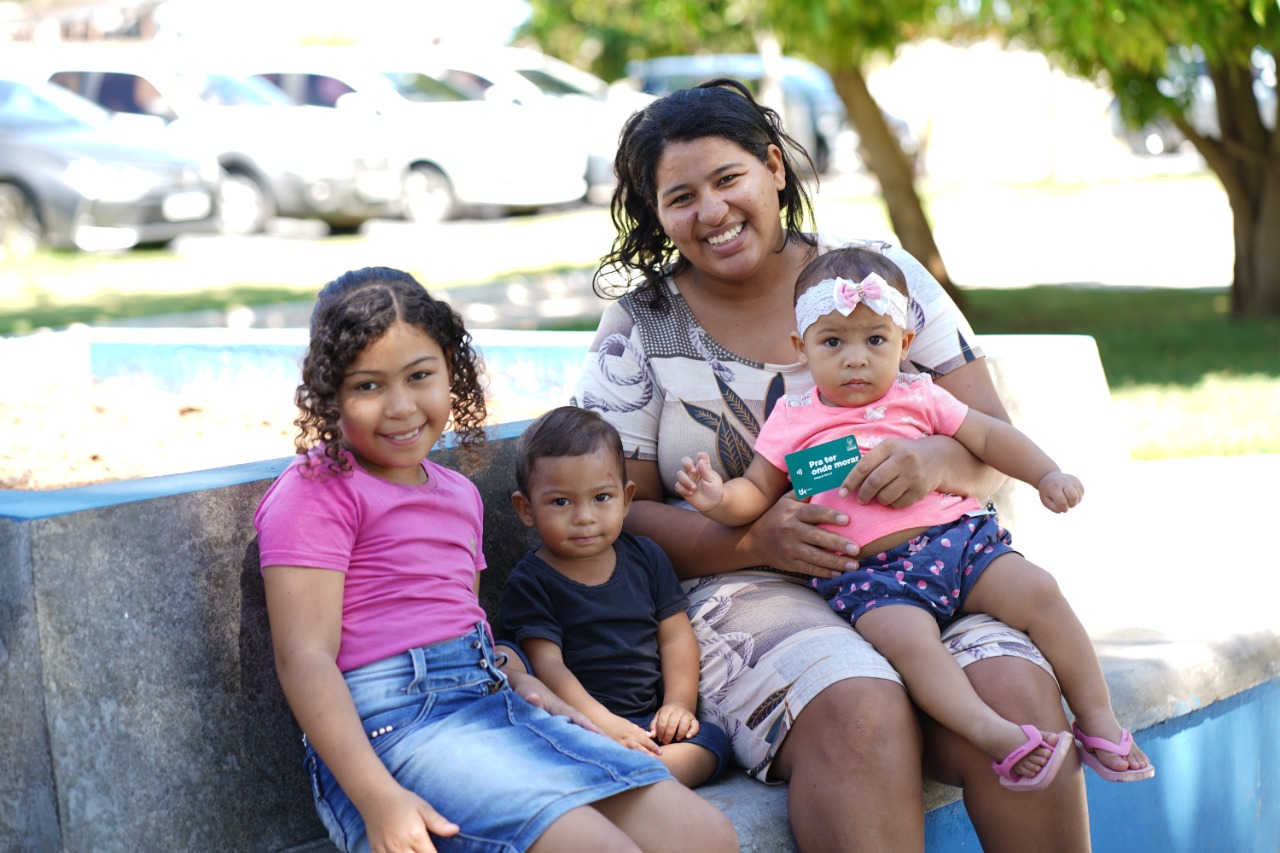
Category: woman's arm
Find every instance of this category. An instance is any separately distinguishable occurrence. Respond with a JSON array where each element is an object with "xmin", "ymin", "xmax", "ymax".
[
  {"xmin": 840, "ymin": 358, "xmax": 1011, "ymax": 508},
  {"xmin": 264, "ymin": 565, "xmax": 458, "ymax": 850},
  {"xmin": 625, "ymin": 457, "xmax": 858, "ymax": 580}
]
